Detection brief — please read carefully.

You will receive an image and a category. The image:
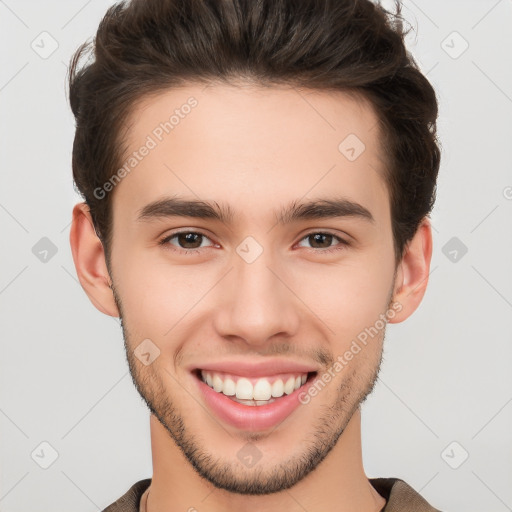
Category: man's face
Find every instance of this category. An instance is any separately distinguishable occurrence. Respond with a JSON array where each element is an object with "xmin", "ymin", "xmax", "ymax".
[{"xmin": 108, "ymin": 83, "xmax": 397, "ymax": 494}]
